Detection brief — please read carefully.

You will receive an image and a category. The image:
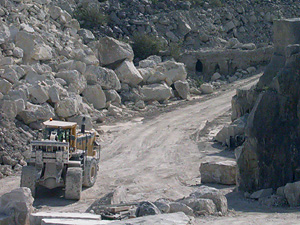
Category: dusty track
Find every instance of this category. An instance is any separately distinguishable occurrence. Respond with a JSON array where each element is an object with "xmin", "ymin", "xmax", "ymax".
[{"xmin": 3, "ymin": 74, "xmax": 299, "ymax": 224}]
